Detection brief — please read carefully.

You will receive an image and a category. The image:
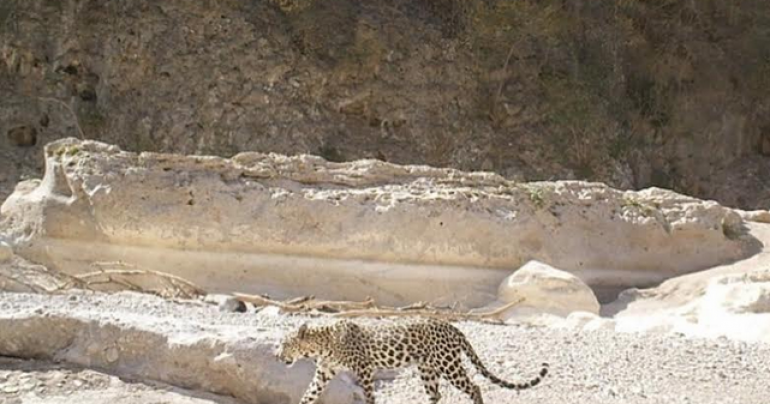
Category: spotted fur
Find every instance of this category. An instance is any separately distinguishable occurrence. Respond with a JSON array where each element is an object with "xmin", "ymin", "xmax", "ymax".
[{"xmin": 276, "ymin": 319, "xmax": 549, "ymax": 404}]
